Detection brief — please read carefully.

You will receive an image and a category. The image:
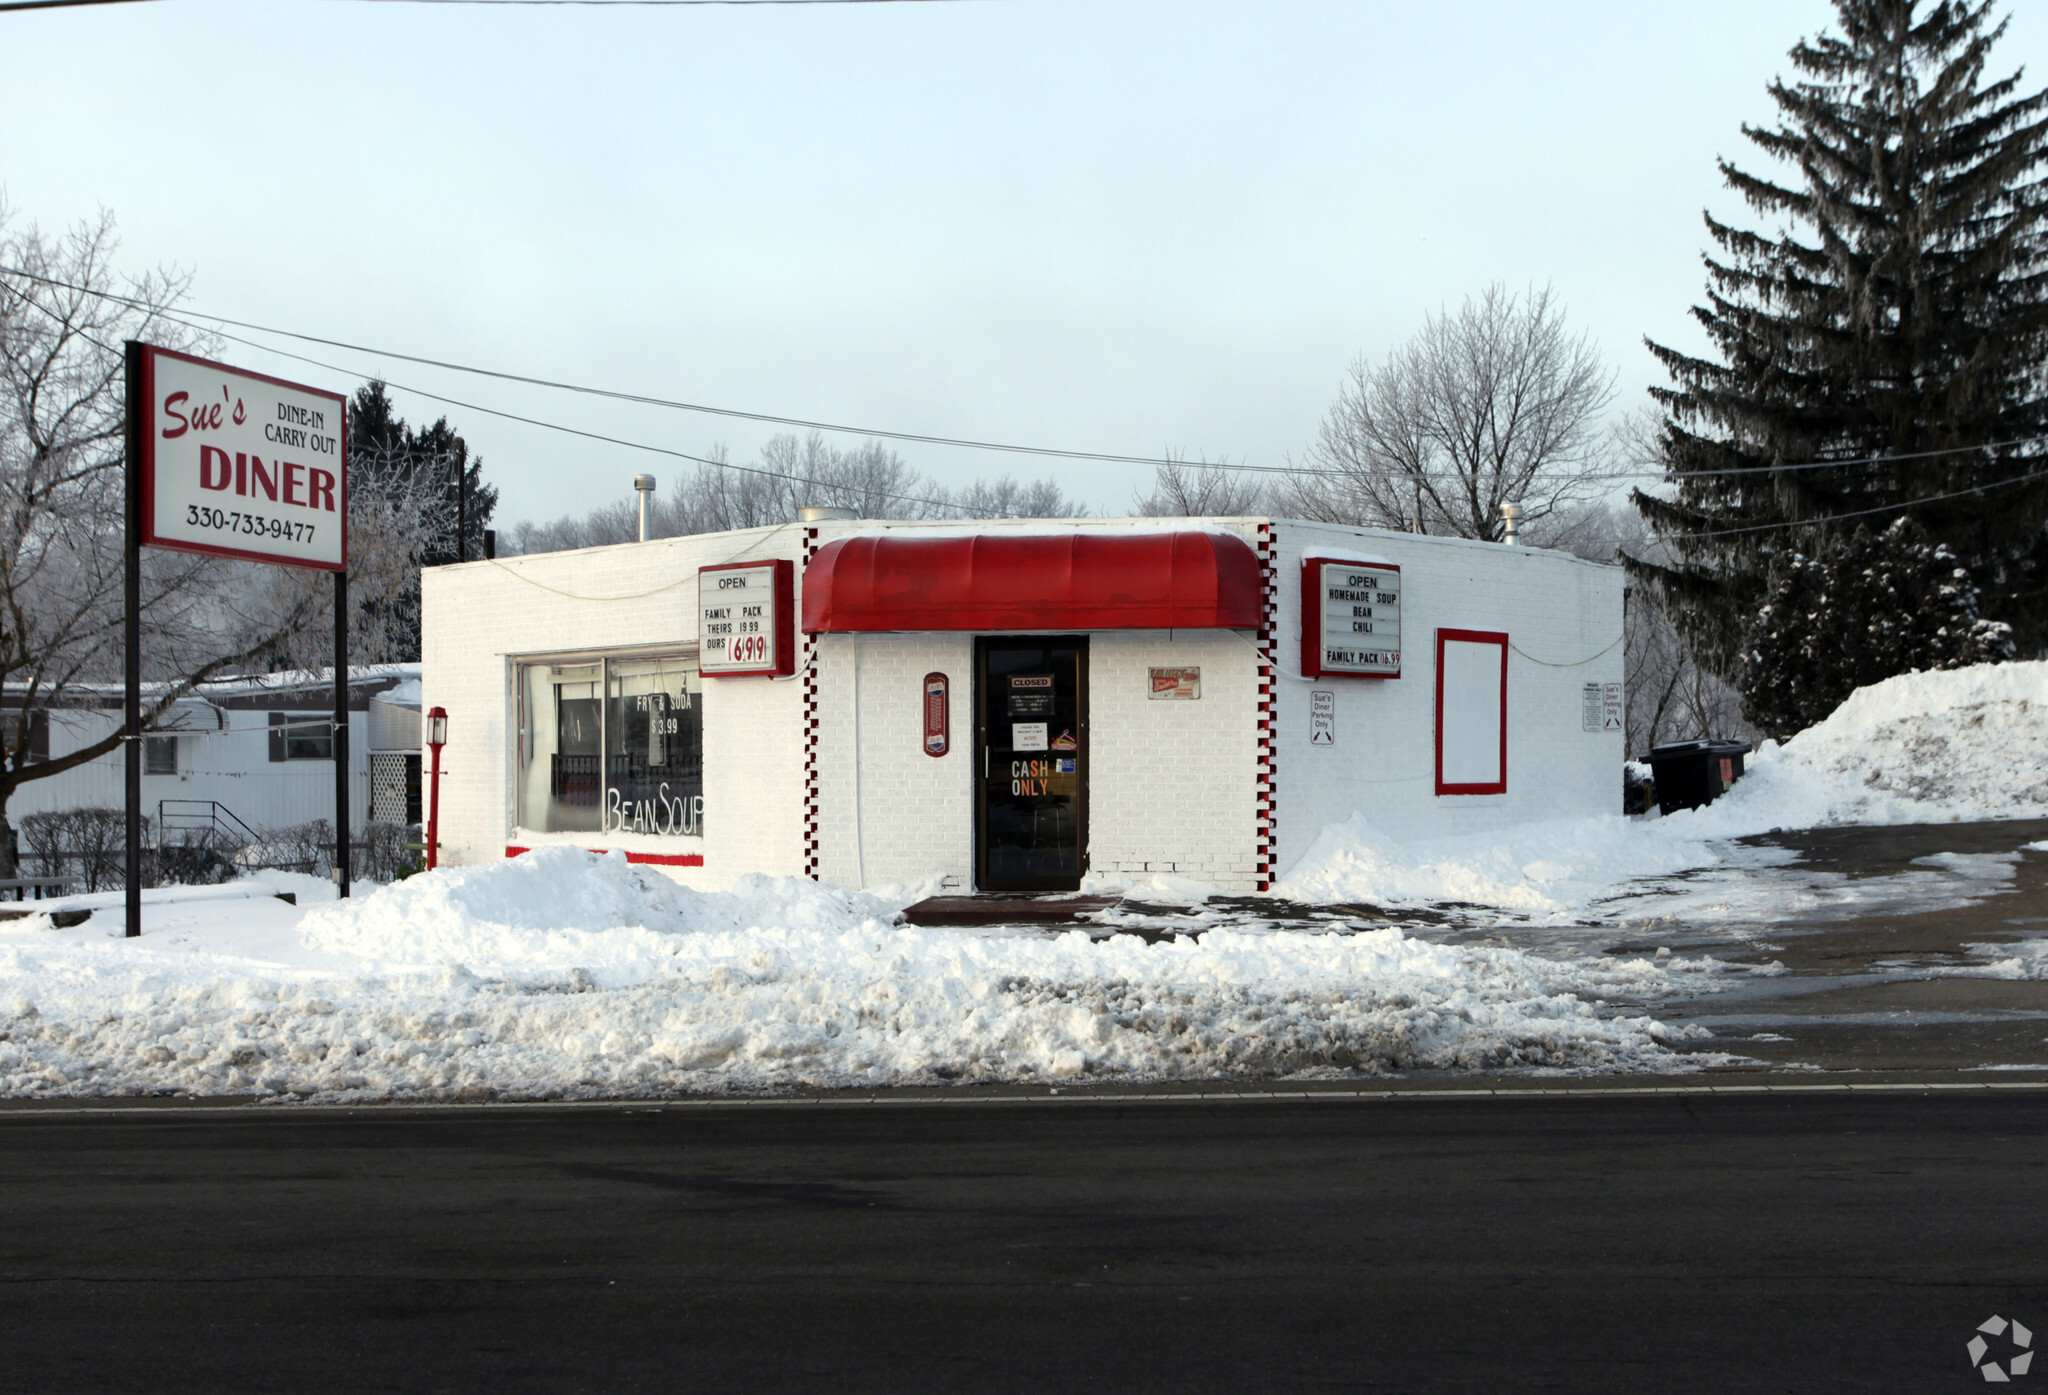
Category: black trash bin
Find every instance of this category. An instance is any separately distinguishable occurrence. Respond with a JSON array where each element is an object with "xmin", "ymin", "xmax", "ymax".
[{"xmin": 1643, "ymin": 739, "xmax": 1751, "ymax": 816}]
